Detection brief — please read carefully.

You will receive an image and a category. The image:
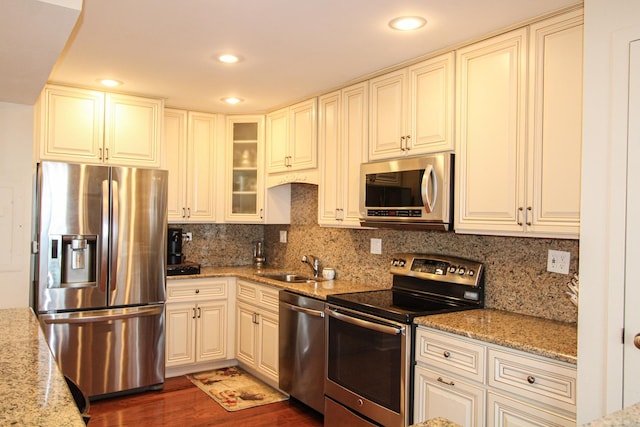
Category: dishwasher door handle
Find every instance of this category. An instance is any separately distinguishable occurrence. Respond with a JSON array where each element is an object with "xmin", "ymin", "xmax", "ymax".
[
  {"xmin": 280, "ymin": 301, "xmax": 325, "ymax": 318},
  {"xmin": 326, "ymin": 307, "xmax": 404, "ymax": 336}
]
